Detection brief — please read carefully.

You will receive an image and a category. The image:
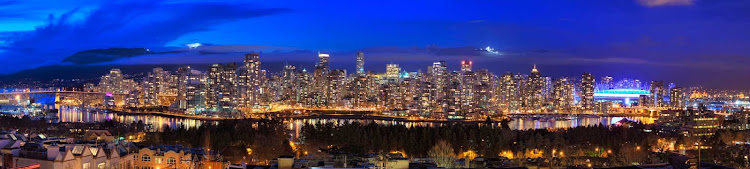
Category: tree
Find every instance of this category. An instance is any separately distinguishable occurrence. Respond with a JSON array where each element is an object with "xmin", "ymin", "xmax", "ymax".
[{"xmin": 429, "ymin": 140, "xmax": 455, "ymax": 168}]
